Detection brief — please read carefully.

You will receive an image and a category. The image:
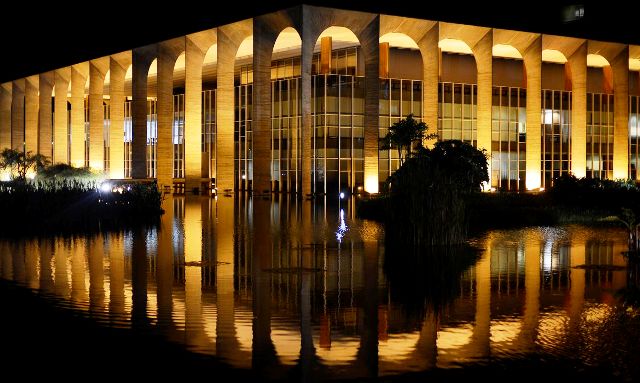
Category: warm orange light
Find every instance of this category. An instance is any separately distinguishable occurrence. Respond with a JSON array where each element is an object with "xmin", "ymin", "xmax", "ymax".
[
  {"xmin": 525, "ymin": 171, "xmax": 541, "ymax": 191},
  {"xmin": 364, "ymin": 175, "xmax": 378, "ymax": 194}
]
